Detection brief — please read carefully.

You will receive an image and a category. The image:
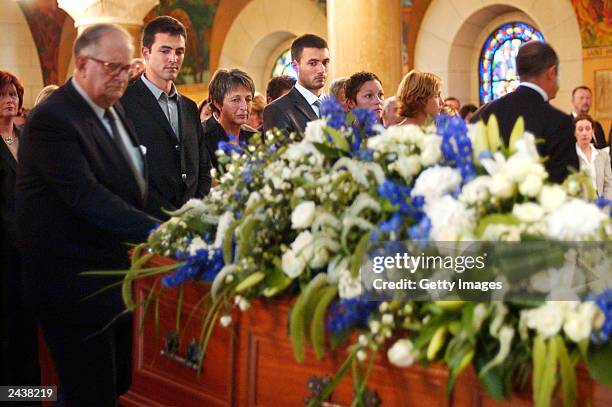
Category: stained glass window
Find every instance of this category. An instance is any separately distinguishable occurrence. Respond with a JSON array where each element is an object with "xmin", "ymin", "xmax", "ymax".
[
  {"xmin": 271, "ymin": 49, "xmax": 298, "ymax": 79},
  {"xmin": 479, "ymin": 22, "xmax": 544, "ymax": 104}
]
